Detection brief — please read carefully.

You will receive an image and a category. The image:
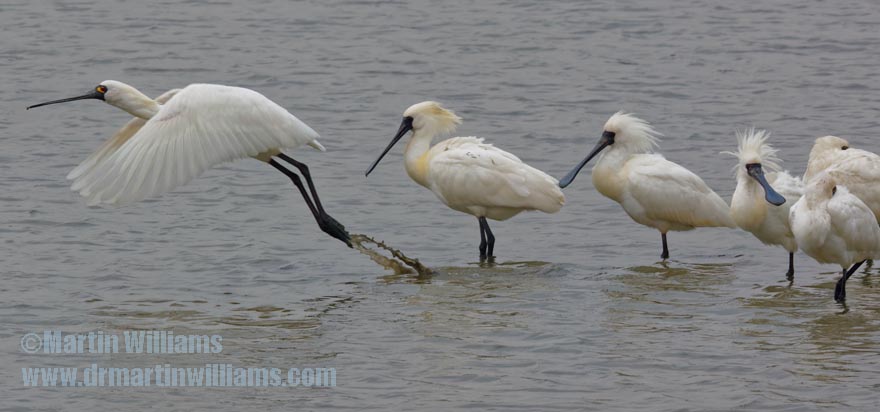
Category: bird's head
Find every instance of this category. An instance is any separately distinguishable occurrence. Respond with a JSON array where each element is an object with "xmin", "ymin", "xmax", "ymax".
[
  {"xmin": 805, "ymin": 135, "xmax": 851, "ymax": 181},
  {"xmin": 811, "ymin": 135, "xmax": 850, "ymax": 155},
  {"xmin": 27, "ymin": 80, "xmax": 158, "ymax": 119},
  {"xmin": 403, "ymin": 101, "xmax": 462, "ymax": 137},
  {"xmin": 721, "ymin": 128, "xmax": 786, "ymax": 206},
  {"xmin": 365, "ymin": 101, "xmax": 462, "ymax": 176},
  {"xmin": 558, "ymin": 111, "xmax": 660, "ymax": 188}
]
